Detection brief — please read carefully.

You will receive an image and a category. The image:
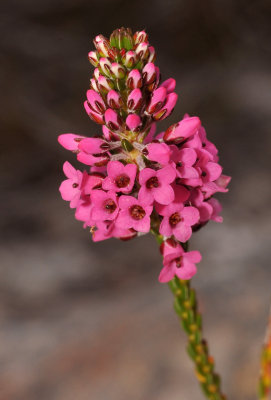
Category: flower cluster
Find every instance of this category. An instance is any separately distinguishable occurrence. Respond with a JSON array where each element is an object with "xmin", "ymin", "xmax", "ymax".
[{"xmin": 58, "ymin": 28, "xmax": 230, "ymax": 282}]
